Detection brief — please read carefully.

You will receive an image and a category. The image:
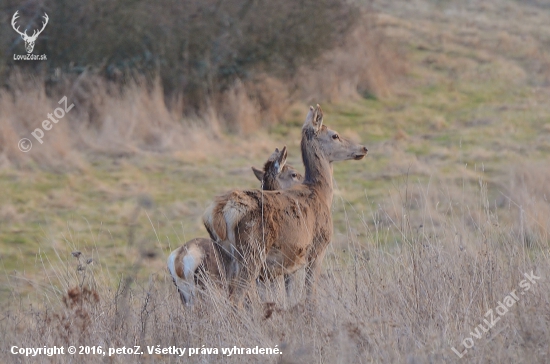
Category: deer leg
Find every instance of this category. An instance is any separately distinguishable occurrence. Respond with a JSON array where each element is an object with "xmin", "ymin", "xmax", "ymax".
[
  {"xmin": 230, "ymin": 237, "xmax": 264, "ymax": 308},
  {"xmin": 231, "ymin": 258, "xmax": 261, "ymax": 308},
  {"xmin": 284, "ymin": 273, "xmax": 294, "ymax": 298},
  {"xmin": 304, "ymin": 246, "xmax": 328, "ymax": 307}
]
